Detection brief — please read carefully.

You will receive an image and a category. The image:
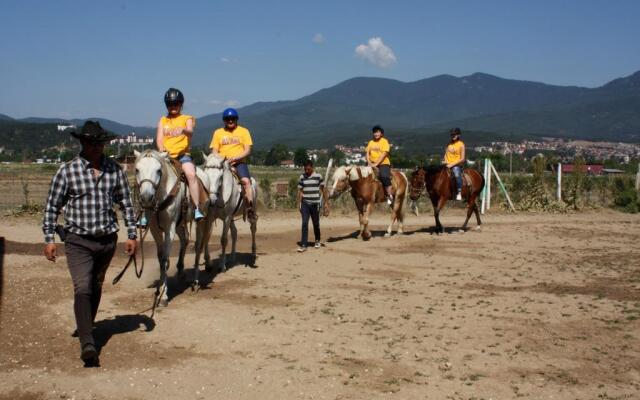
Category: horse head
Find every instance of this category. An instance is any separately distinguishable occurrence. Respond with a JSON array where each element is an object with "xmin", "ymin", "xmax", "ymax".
[
  {"xmin": 329, "ymin": 166, "xmax": 352, "ymax": 199},
  {"xmin": 134, "ymin": 149, "xmax": 170, "ymax": 208},
  {"xmin": 409, "ymin": 166, "xmax": 426, "ymax": 201},
  {"xmin": 203, "ymin": 153, "xmax": 234, "ymax": 206}
]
